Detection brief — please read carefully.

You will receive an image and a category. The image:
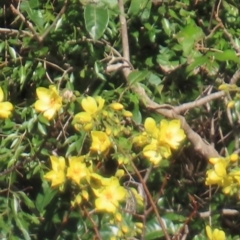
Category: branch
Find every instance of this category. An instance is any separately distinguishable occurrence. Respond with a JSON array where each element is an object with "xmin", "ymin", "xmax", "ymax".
[
  {"xmin": 10, "ymin": 0, "xmax": 68, "ymax": 43},
  {"xmin": 132, "ymin": 84, "xmax": 221, "ymax": 158},
  {"xmin": 0, "ymin": 27, "xmax": 33, "ymax": 37},
  {"xmin": 131, "ymin": 161, "xmax": 171, "ymax": 240},
  {"xmin": 215, "ymin": 13, "xmax": 240, "ymax": 53},
  {"xmin": 172, "ymin": 91, "xmax": 225, "ymax": 114},
  {"xmin": 117, "ymin": 0, "xmax": 220, "ymax": 159},
  {"xmin": 10, "ymin": 4, "xmax": 40, "ymax": 41},
  {"xmin": 39, "ymin": 0, "xmax": 69, "ymax": 42}
]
